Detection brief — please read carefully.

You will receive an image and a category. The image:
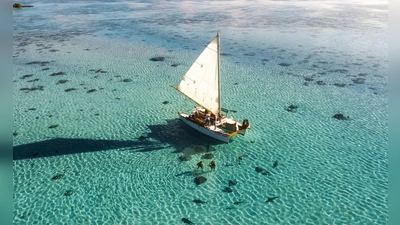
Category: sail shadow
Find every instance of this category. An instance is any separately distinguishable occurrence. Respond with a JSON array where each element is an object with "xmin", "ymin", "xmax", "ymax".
[
  {"xmin": 13, "ymin": 137, "xmax": 161, "ymax": 160},
  {"xmin": 145, "ymin": 119, "xmax": 224, "ymax": 154}
]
